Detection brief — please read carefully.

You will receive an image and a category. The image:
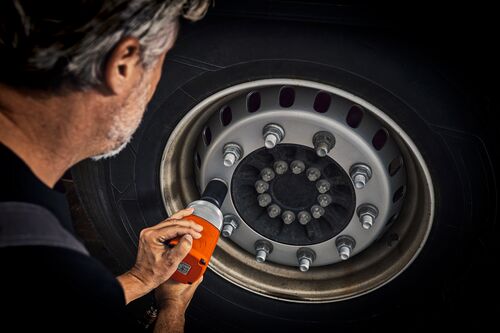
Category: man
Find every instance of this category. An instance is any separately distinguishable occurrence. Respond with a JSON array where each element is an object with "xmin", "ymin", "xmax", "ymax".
[{"xmin": 0, "ymin": 0, "xmax": 210, "ymax": 331}]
